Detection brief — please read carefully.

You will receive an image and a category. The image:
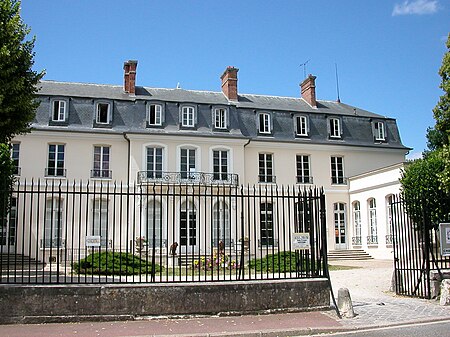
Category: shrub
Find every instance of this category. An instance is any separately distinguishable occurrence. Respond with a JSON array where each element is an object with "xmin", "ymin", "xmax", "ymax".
[
  {"xmin": 72, "ymin": 251, "xmax": 163, "ymax": 276},
  {"xmin": 192, "ymin": 252, "xmax": 239, "ymax": 271},
  {"xmin": 248, "ymin": 251, "xmax": 303, "ymax": 273}
]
